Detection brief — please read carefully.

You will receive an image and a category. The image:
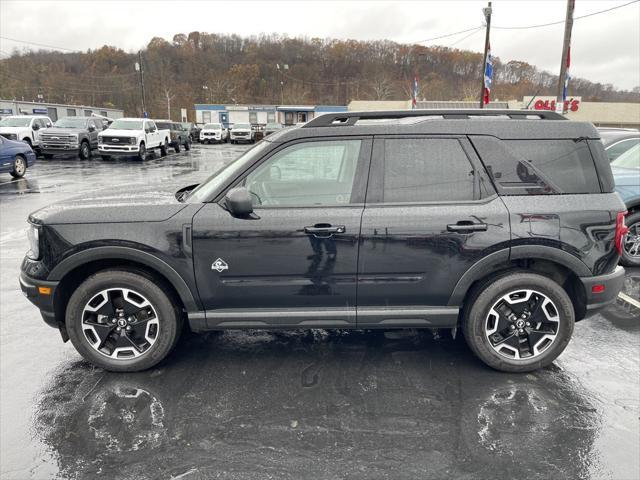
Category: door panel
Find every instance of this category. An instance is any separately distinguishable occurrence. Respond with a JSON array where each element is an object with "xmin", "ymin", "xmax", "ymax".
[
  {"xmin": 192, "ymin": 204, "xmax": 362, "ymax": 326},
  {"xmin": 356, "ymin": 136, "xmax": 510, "ymax": 325}
]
